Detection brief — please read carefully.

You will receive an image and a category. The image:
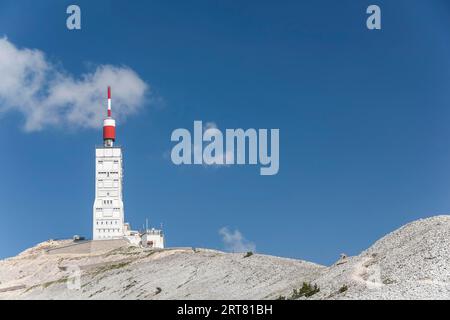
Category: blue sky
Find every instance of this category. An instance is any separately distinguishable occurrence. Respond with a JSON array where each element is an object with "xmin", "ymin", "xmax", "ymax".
[{"xmin": 2, "ymin": 0, "xmax": 450, "ymax": 265}]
